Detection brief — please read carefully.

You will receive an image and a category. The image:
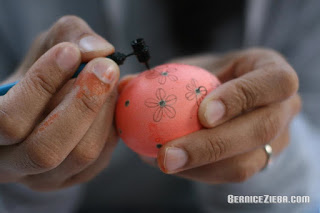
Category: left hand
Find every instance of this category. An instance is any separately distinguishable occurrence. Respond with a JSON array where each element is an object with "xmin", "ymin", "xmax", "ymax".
[
  {"xmin": 0, "ymin": 16, "xmax": 119, "ymax": 191},
  {"xmin": 120, "ymin": 48, "xmax": 301, "ymax": 184}
]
